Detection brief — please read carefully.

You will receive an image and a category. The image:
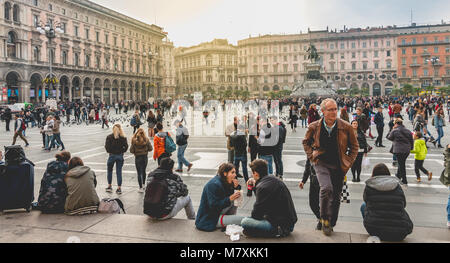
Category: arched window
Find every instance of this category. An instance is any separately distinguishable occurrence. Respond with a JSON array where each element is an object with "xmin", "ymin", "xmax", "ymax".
[
  {"xmin": 7, "ymin": 31, "xmax": 17, "ymax": 58},
  {"xmin": 4, "ymin": 2, "xmax": 11, "ymax": 20},
  {"xmin": 13, "ymin": 4, "xmax": 19, "ymax": 22}
]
